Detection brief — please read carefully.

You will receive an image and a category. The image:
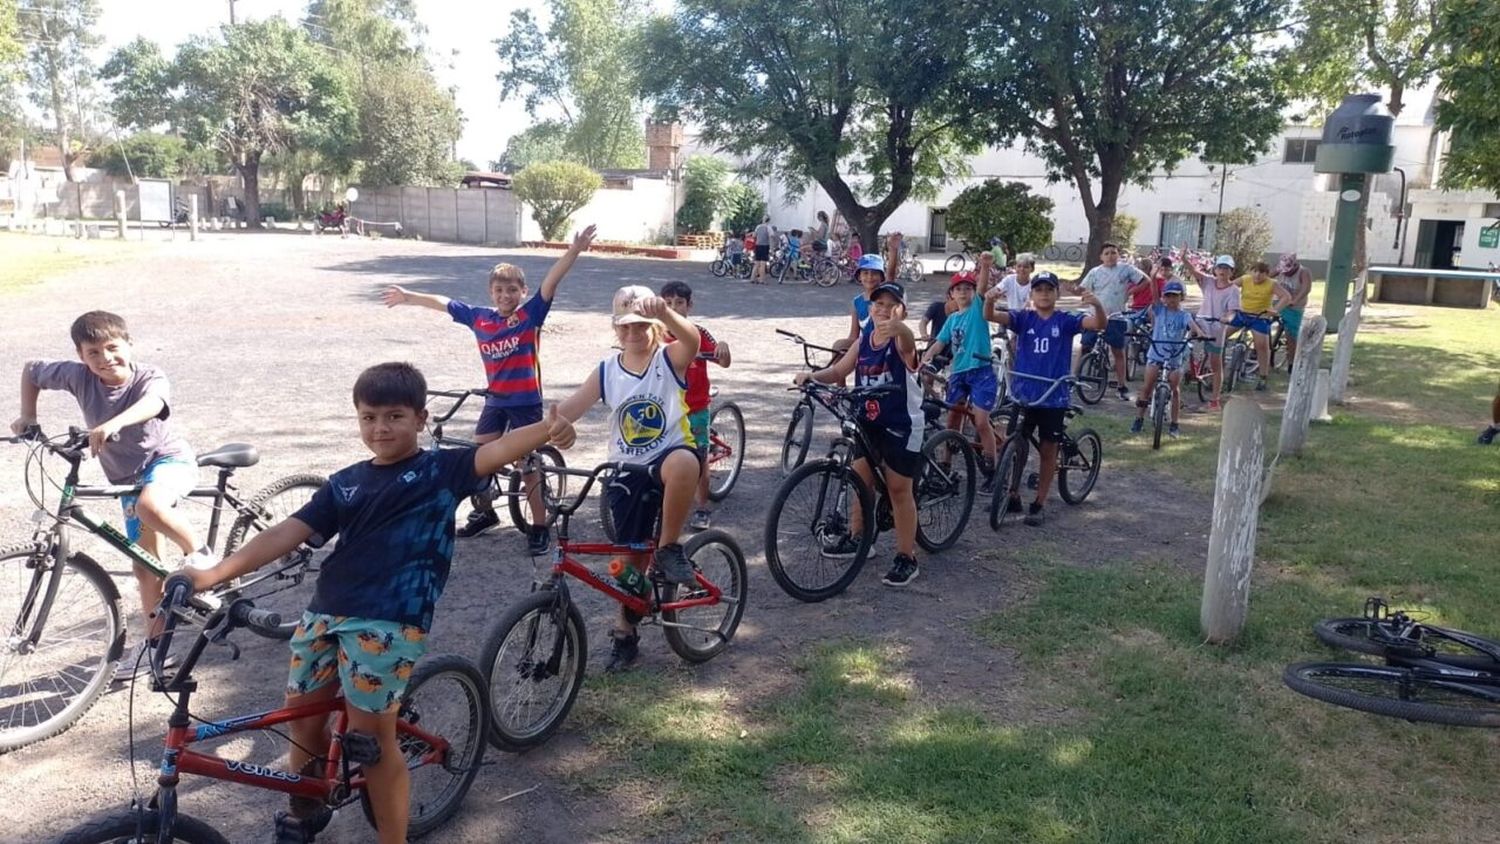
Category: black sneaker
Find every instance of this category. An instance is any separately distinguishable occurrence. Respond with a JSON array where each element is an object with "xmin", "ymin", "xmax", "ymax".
[
  {"xmin": 1024, "ymin": 502, "xmax": 1045, "ymax": 527},
  {"xmin": 1168, "ymin": 423, "xmax": 1181, "ymax": 439},
  {"xmin": 1480, "ymin": 426, "xmax": 1499, "ymax": 446},
  {"xmin": 1006, "ymin": 496, "xmax": 1023, "ymax": 514},
  {"xmin": 272, "ymin": 808, "xmax": 332, "ymax": 844},
  {"xmin": 456, "ymin": 508, "xmax": 500, "ymax": 539},
  {"xmin": 653, "ymin": 543, "xmax": 696, "ymax": 585},
  {"xmin": 881, "ymin": 554, "xmax": 919, "ymax": 587},
  {"xmin": 1117, "ymin": 385, "xmax": 1131, "ymax": 402},
  {"xmin": 604, "ymin": 631, "xmax": 640, "ymax": 674},
  {"xmin": 526, "ymin": 526, "xmax": 551, "ymax": 556},
  {"xmin": 1255, "ymin": 378, "xmax": 1268, "ymax": 392},
  {"xmin": 978, "ymin": 472, "xmax": 996, "ymax": 497},
  {"xmin": 820, "ymin": 532, "xmax": 861, "ymax": 558},
  {"xmin": 689, "ymin": 508, "xmax": 712, "ymax": 531}
]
